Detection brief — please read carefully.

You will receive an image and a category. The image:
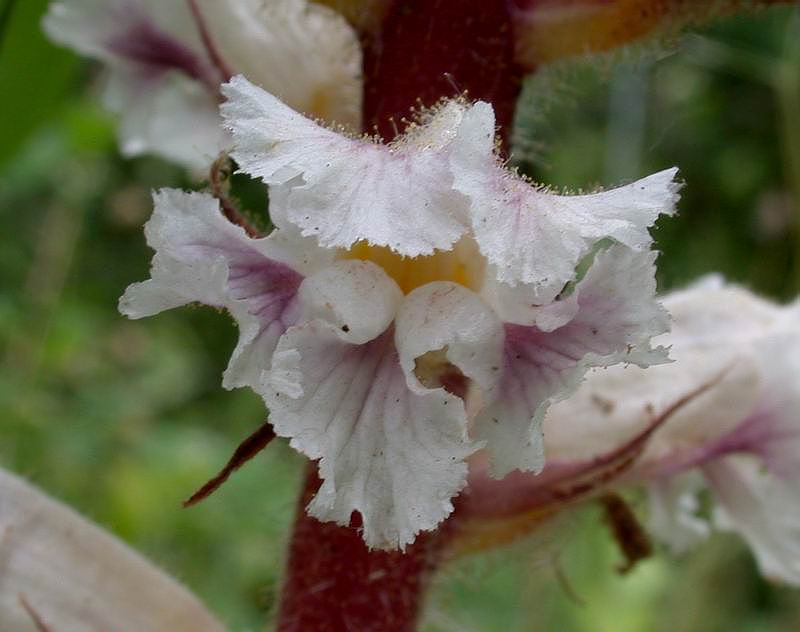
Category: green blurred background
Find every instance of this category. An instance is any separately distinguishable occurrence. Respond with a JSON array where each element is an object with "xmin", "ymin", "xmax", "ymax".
[{"xmin": 2, "ymin": 1, "xmax": 800, "ymax": 630}]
